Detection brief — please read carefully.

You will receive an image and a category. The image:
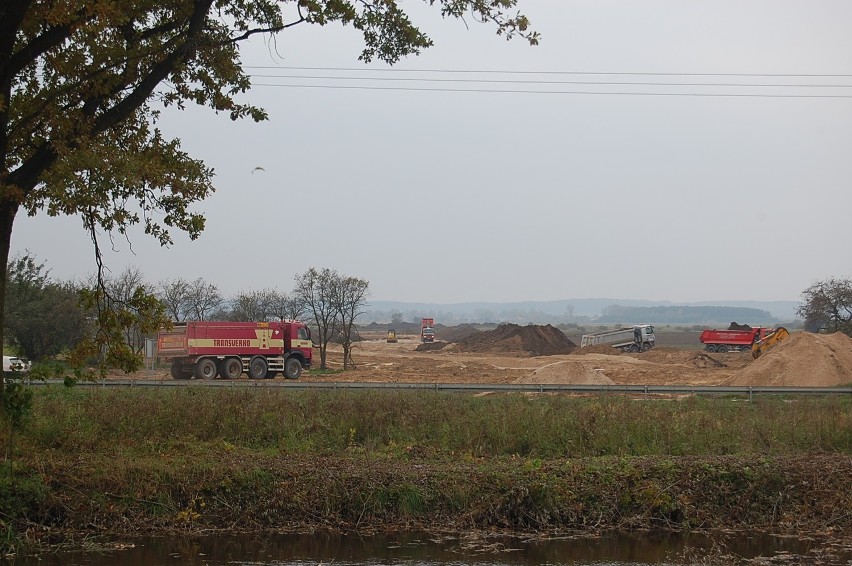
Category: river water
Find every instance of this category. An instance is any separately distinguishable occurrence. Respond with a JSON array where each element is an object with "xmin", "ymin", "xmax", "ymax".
[{"xmin": 4, "ymin": 531, "xmax": 844, "ymax": 566}]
